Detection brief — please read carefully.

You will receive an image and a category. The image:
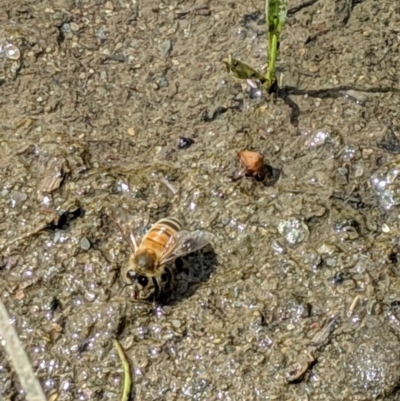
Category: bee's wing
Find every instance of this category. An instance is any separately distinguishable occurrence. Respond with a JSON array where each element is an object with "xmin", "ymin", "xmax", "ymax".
[
  {"xmin": 161, "ymin": 230, "xmax": 214, "ymax": 264},
  {"xmin": 107, "ymin": 206, "xmax": 146, "ymax": 252}
]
